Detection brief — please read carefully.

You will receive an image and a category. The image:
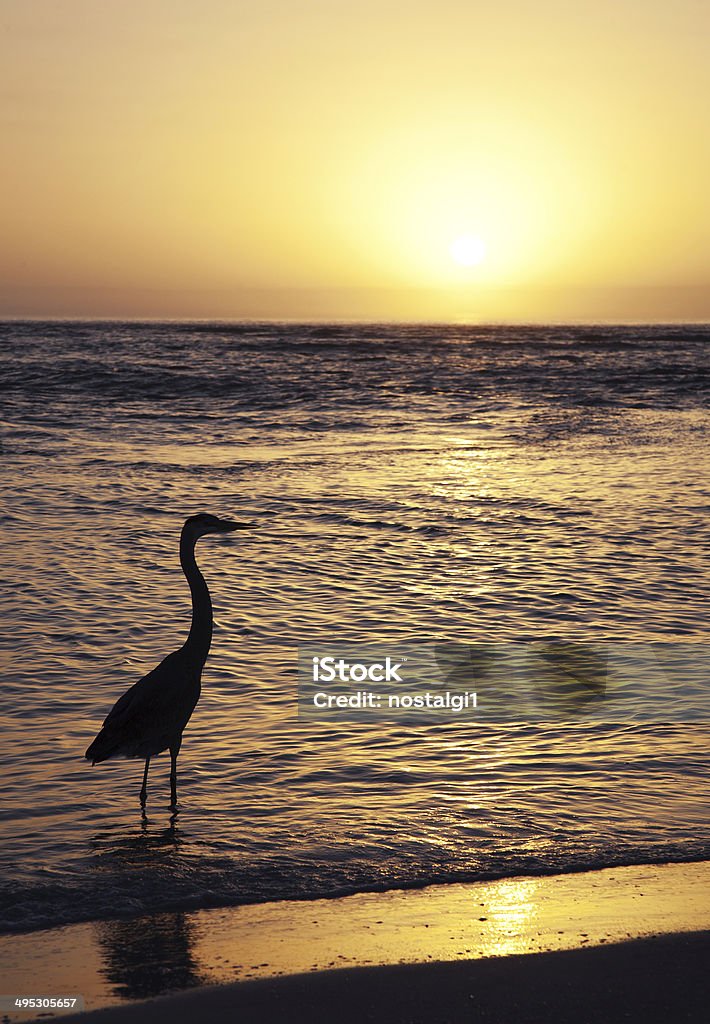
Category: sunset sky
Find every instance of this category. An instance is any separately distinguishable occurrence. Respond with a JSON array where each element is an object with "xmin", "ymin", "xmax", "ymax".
[{"xmin": 2, "ymin": 0, "xmax": 708, "ymax": 321}]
